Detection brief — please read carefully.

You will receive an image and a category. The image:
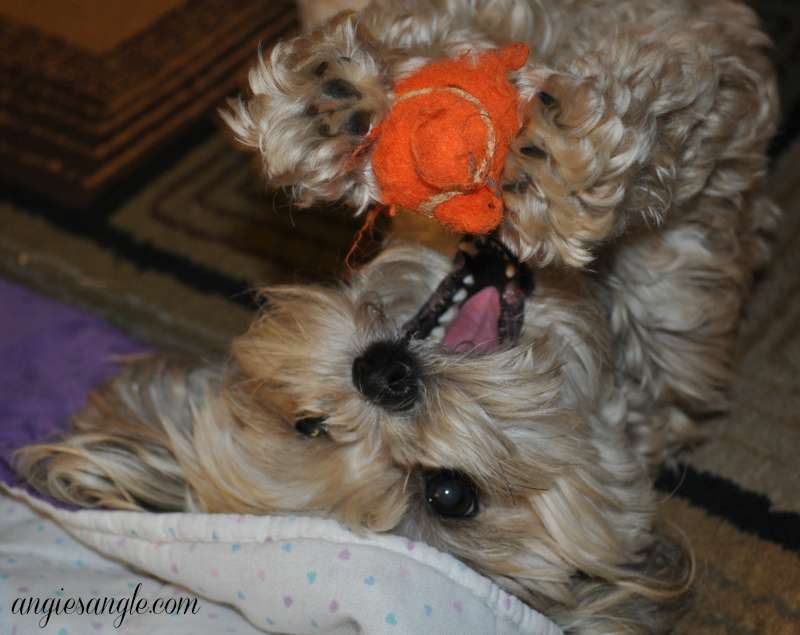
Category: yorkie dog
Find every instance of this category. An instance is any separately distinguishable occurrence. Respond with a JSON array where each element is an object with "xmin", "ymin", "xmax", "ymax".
[
  {"xmin": 17, "ymin": 0, "xmax": 781, "ymax": 632},
  {"xmin": 20, "ymin": 238, "xmax": 693, "ymax": 633}
]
